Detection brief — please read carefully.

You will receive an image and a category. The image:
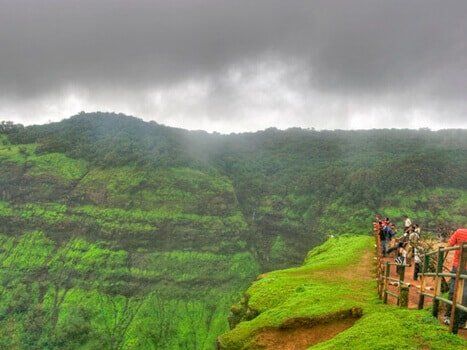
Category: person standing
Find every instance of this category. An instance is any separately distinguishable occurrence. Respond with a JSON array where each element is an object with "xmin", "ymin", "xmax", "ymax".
[
  {"xmin": 443, "ymin": 228, "xmax": 467, "ymax": 328},
  {"xmin": 413, "ymin": 247, "xmax": 422, "ymax": 280},
  {"xmin": 404, "ymin": 216, "xmax": 412, "ymax": 233},
  {"xmin": 395, "ymin": 242, "xmax": 408, "ymax": 276},
  {"xmin": 381, "ymin": 224, "xmax": 395, "ymax": 256},
  {"xmin": 413, "ymin": 224, "xmax": 421, "ymax": 236},
  {"xmin": 406, "ymin": 225, "xmax": 420, "ymax": 265}
]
